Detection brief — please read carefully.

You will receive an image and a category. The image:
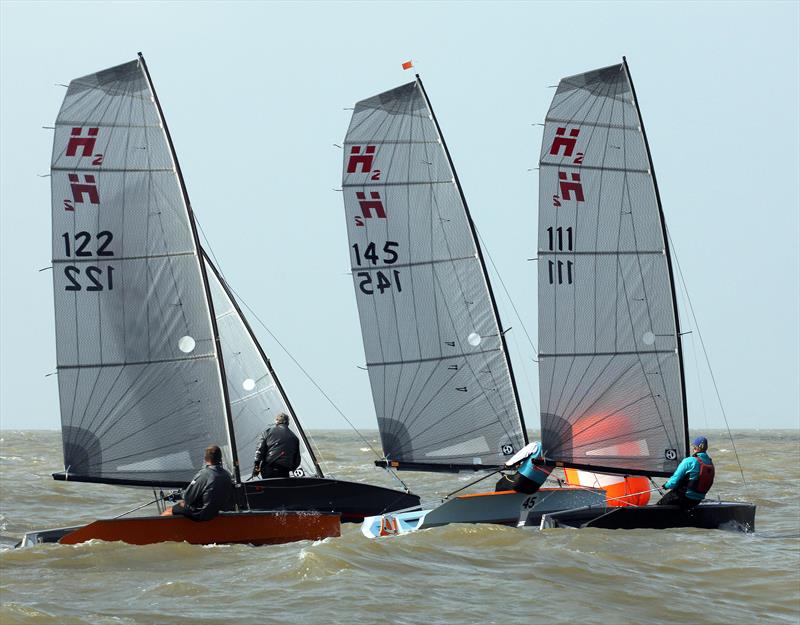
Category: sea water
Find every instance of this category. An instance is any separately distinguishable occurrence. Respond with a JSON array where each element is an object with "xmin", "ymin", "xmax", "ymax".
[{"xmin": 1, "ymin": 429, "xmax": 798, "ymax": 625}]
